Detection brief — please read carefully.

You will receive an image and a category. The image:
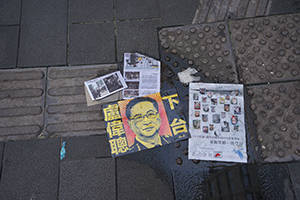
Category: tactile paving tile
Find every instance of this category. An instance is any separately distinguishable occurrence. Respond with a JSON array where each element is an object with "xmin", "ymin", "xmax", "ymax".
[
  {"xmin": 0, "ymin": 68, "xmax": 46, "ymax": 141},
  {"xmin": 245, "ymin": 81, "xmax": 300, "ymax": 163},
  {"xmin": 230, "ymin": 13, "xmax": 300, "ymax": 84},
  {"xmin": 159, "ymin": 22, "xmax": 238, "ymax": 84},
  {"xmin": 44, "ymin": 64, "xmax": 119, "ymax": 137},
  {"xmin": 192, "ymin": 0, "xmax": 272, "ymax": 24}
]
